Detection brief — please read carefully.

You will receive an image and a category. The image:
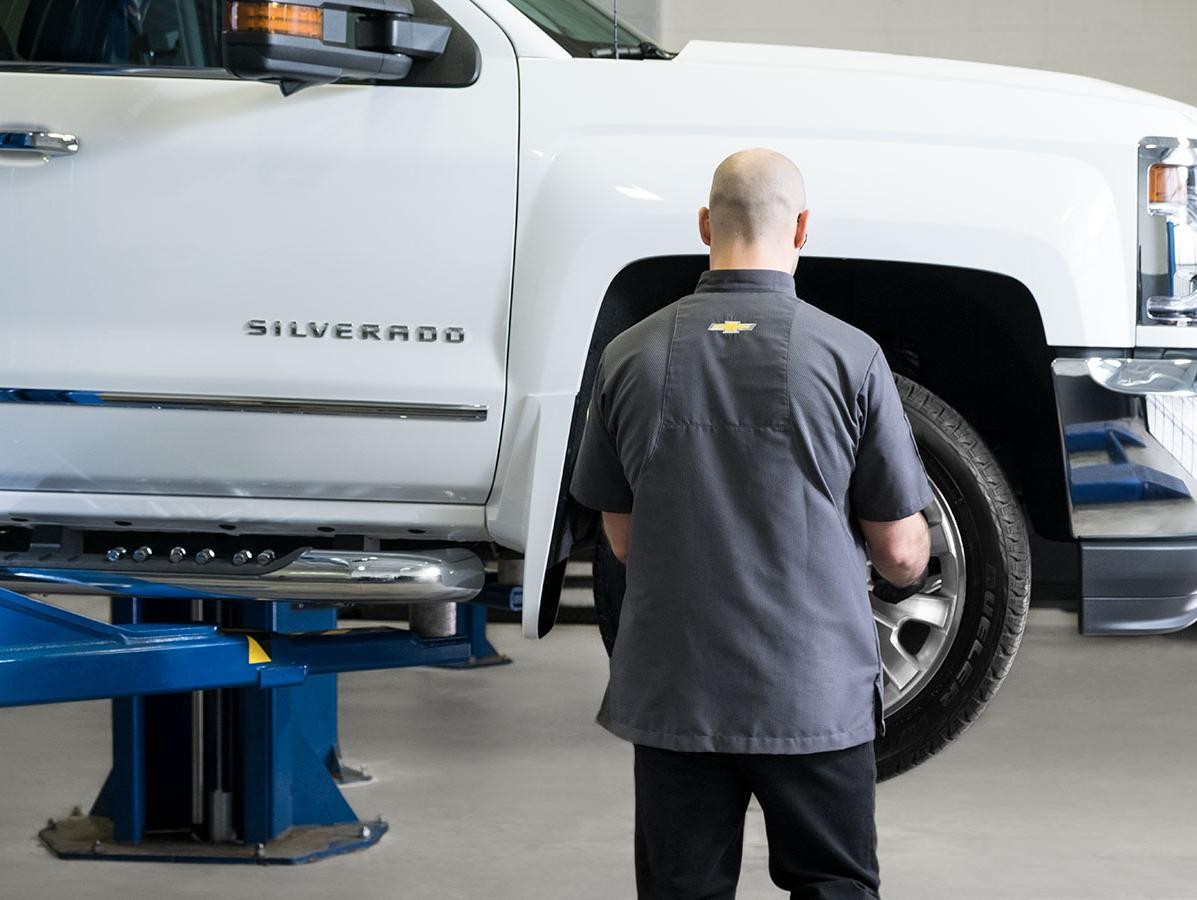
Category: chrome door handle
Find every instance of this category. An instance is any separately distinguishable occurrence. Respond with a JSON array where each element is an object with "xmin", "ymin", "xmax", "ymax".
[{"xmin": 0, "ymin": 131, "xmax": 79, "ymax": 160}]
